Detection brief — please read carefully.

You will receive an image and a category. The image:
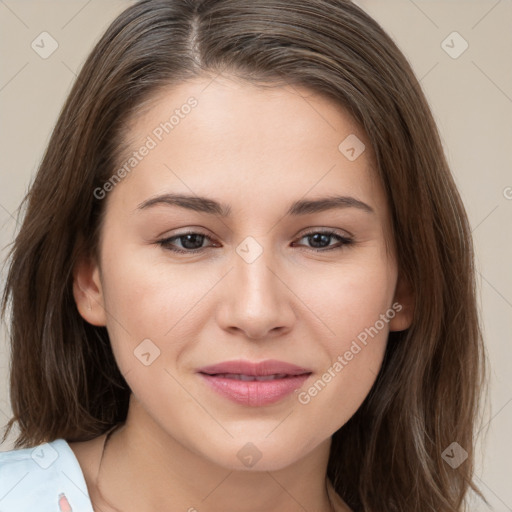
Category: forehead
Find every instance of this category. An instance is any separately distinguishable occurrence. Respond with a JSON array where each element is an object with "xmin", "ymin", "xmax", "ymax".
[
  {"xmin": 124, "ymin": 75, "xmax": 370, "ymax": 159},
  {"xmin": 108, "ymin": 75, "xmax": 386, "ymax": 220}
]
